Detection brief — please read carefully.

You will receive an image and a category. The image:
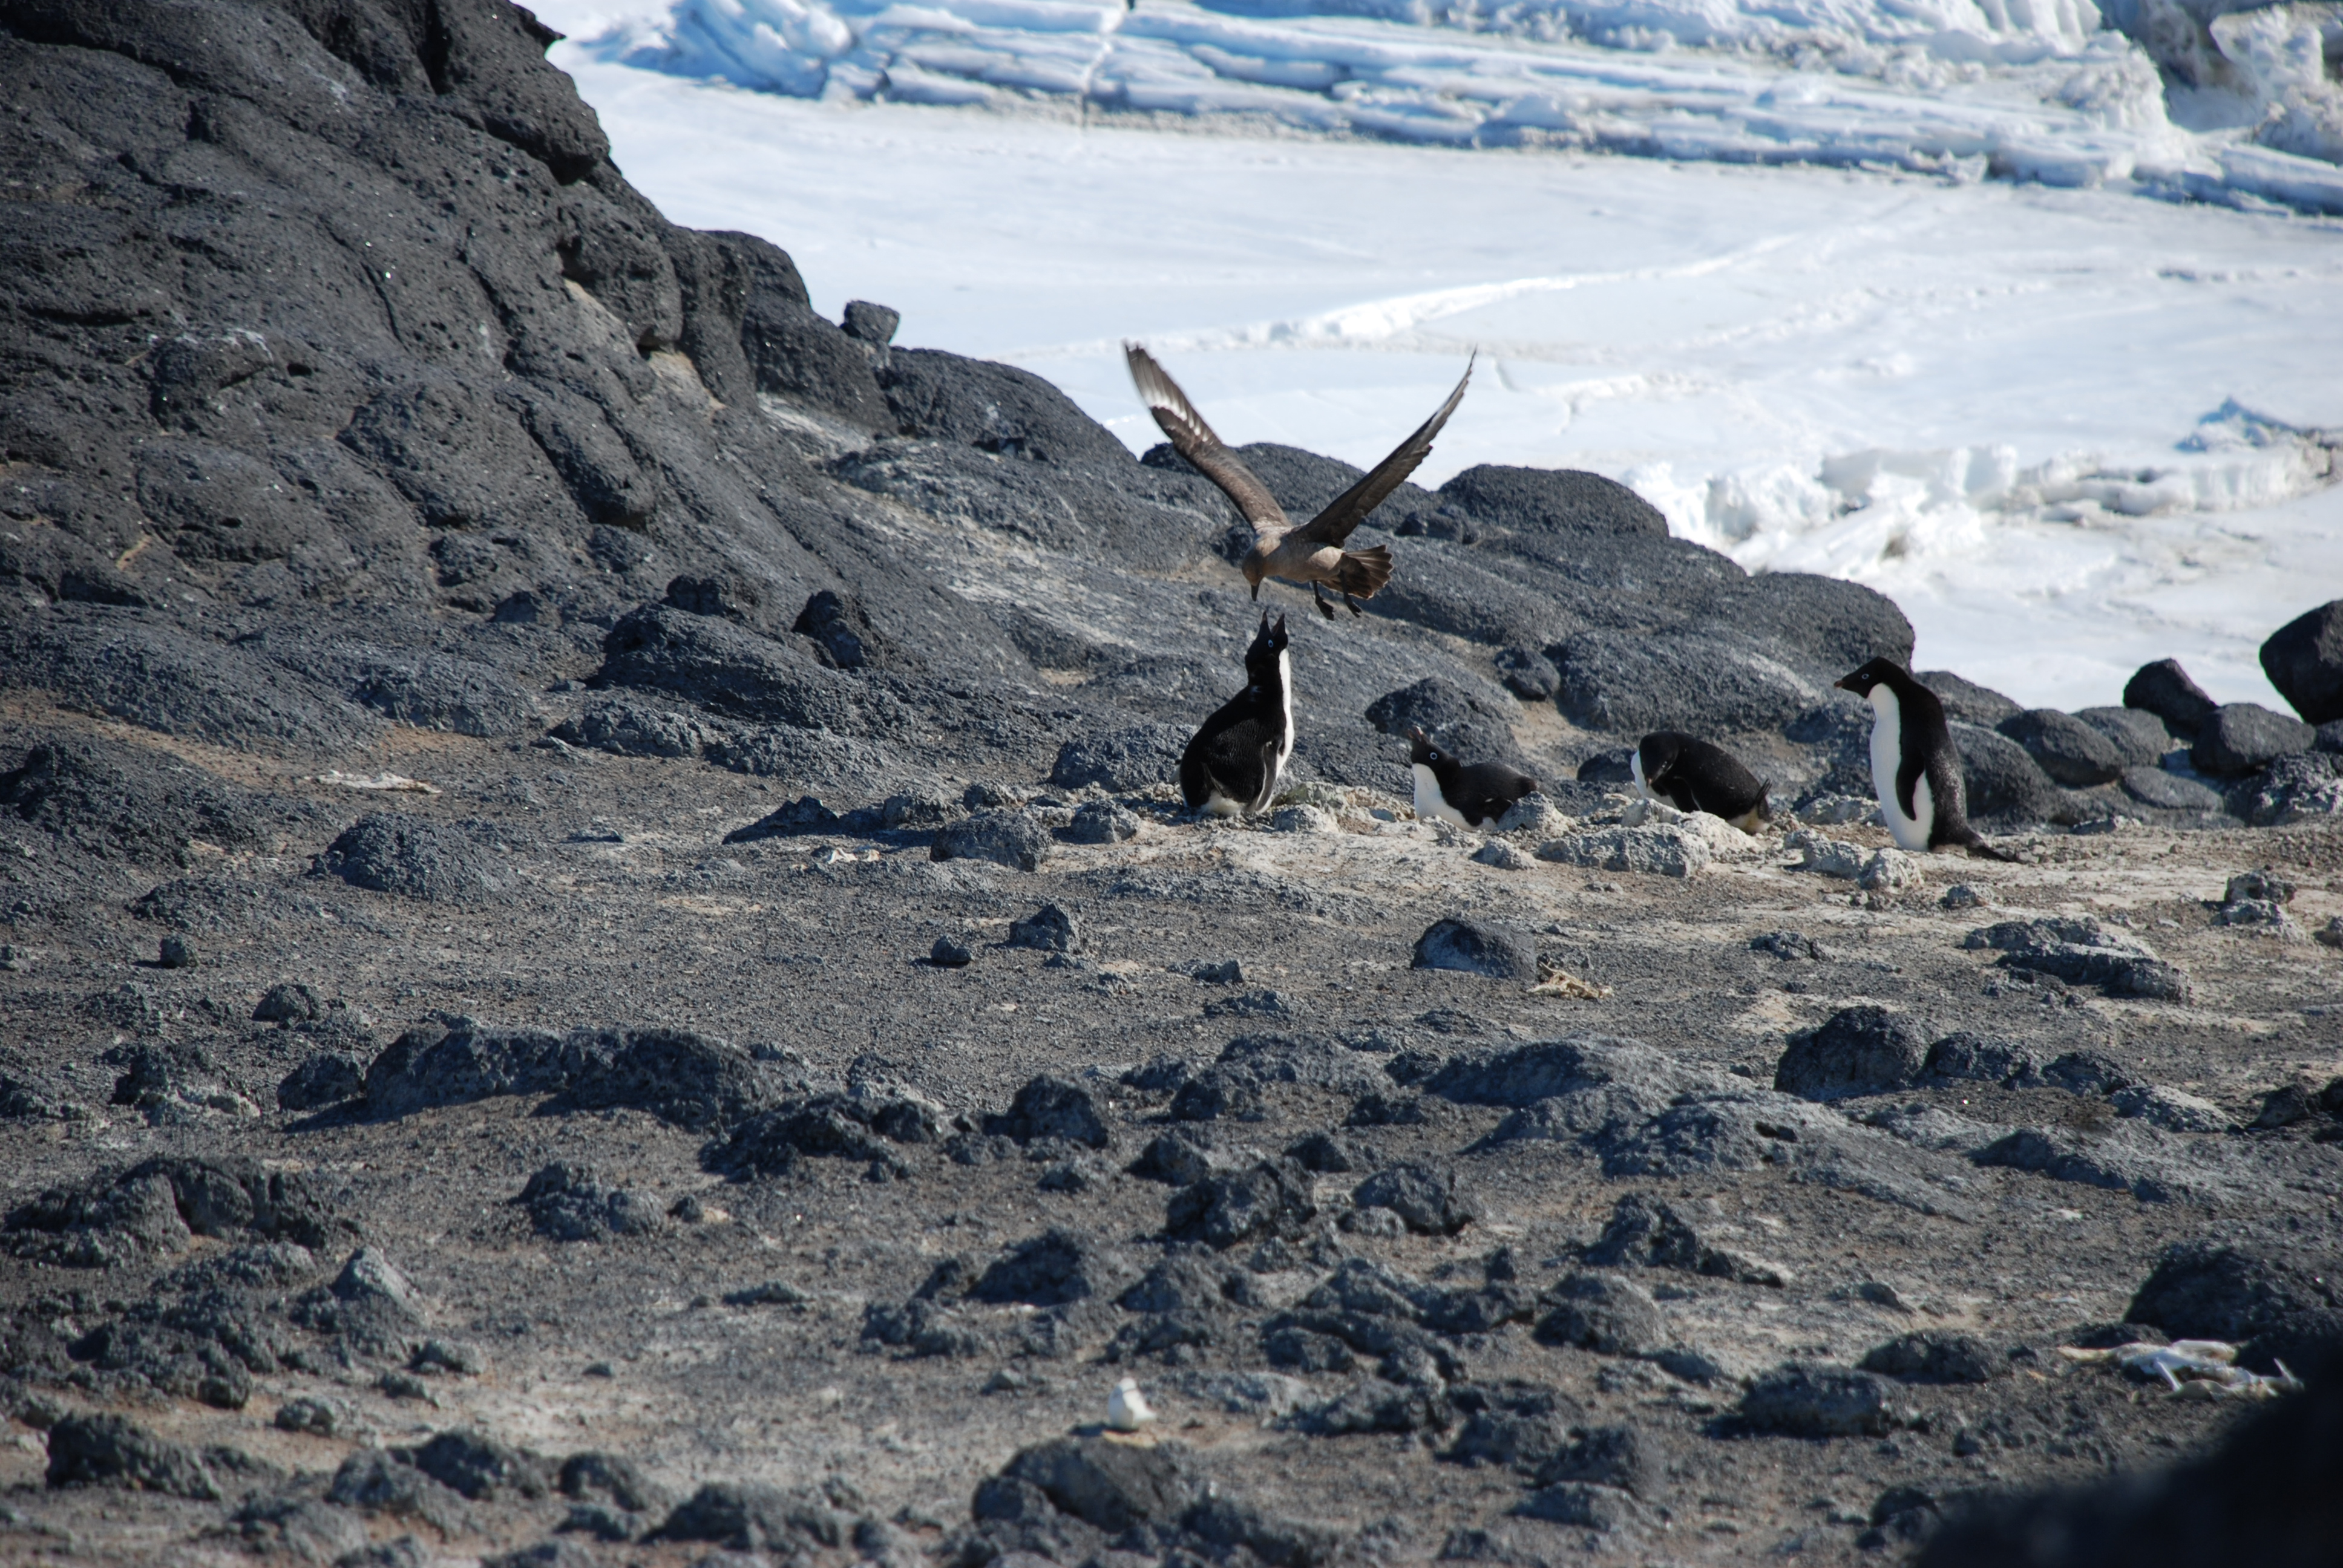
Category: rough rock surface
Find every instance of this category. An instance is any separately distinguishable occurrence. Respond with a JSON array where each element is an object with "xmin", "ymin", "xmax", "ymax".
[{"xmin": 0, "ymin": 3, "xmax": 2337, "ymax": 1563}]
